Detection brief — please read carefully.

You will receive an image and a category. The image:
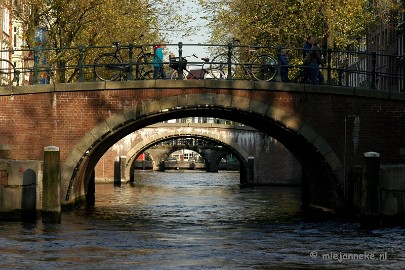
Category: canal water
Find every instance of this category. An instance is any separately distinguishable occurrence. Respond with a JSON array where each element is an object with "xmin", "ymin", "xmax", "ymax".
[{"xmin": 0, "ymin": 171, "xmax": 404, "ymax": 269}]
